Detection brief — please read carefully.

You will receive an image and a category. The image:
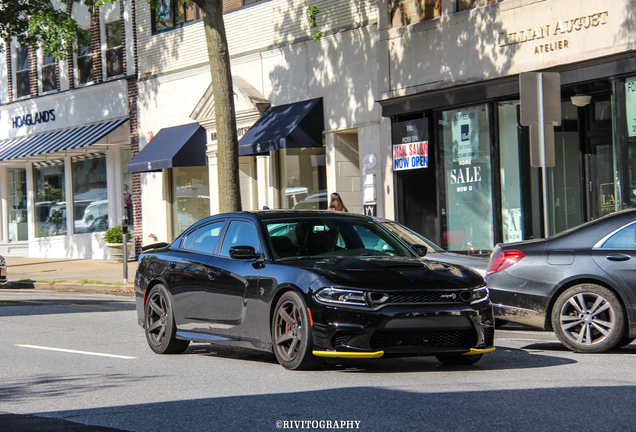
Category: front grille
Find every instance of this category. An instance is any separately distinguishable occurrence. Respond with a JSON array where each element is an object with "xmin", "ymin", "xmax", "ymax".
[
  {"xmin": 369, "ymin": 330, "xmax": 473, "ymax": 349},
  {"xmin": 377, "ymin": 290, "xmax": 469, "ymax": 305},
  {"xmin": 483, "ymin": 327, "xmax": 495, "ymax": 347}
]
